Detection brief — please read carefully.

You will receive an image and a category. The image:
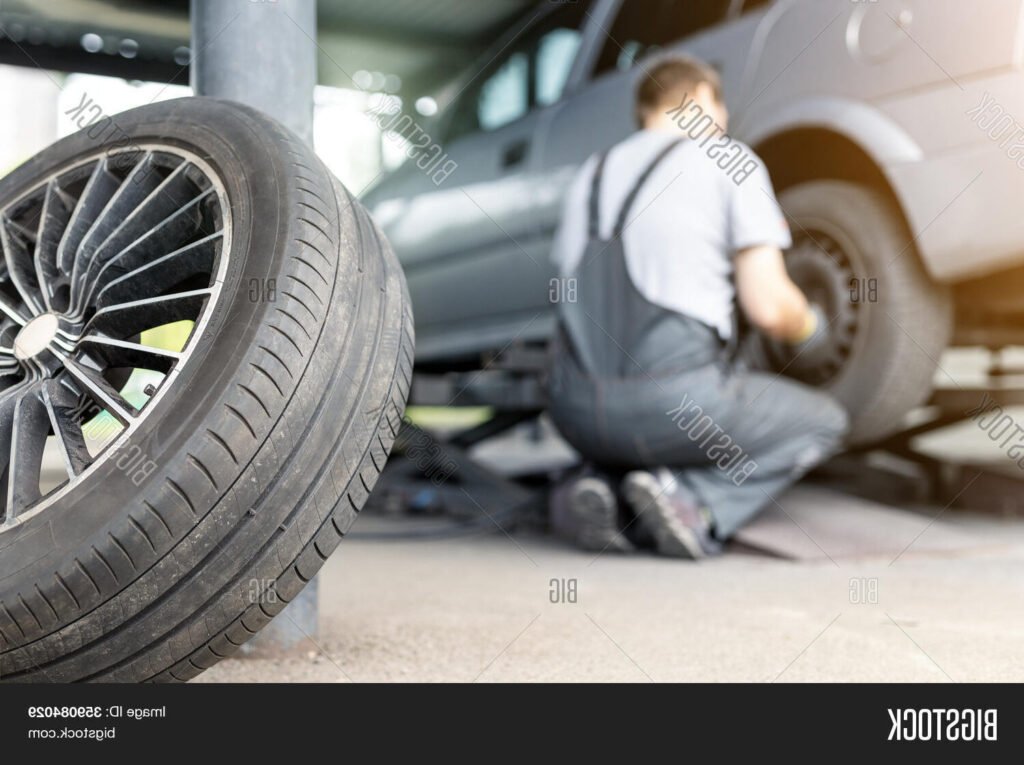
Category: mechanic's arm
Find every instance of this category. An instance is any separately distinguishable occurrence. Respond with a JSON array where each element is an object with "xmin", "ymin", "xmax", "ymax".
[{"xmin": 735, "ymin": 244, "xmax": 817, "ymax": 343}]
